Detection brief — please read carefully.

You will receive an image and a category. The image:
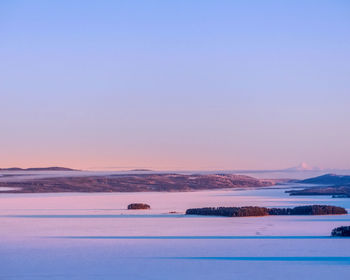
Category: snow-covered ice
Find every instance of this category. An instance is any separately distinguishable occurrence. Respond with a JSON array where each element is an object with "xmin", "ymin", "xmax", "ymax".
[{"xmin": 0, "ymin": 185, "xmax": 349, "ymax": 279}]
